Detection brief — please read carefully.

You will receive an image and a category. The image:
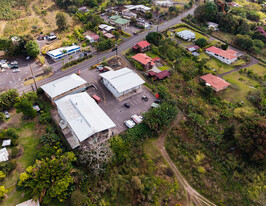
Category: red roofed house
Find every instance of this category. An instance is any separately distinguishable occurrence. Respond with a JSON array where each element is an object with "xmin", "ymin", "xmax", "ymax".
[
  {"xmin": 205, "ymin": 46, "xmax": 238, "ymax": 64},
  {"xmin": 153, "ymin": 70, "xmax": 171, "ymax": 80},
  {"xmin": 132, "ymin": 53, "xmax": 155, "ymax": 69},
  {"xmin": 200, "ymin": 74, "xmax": 230, "ymax": 92},
  {"xmin": 132, "ymin": 40, "xmax": 151, "ymax": 53}
]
